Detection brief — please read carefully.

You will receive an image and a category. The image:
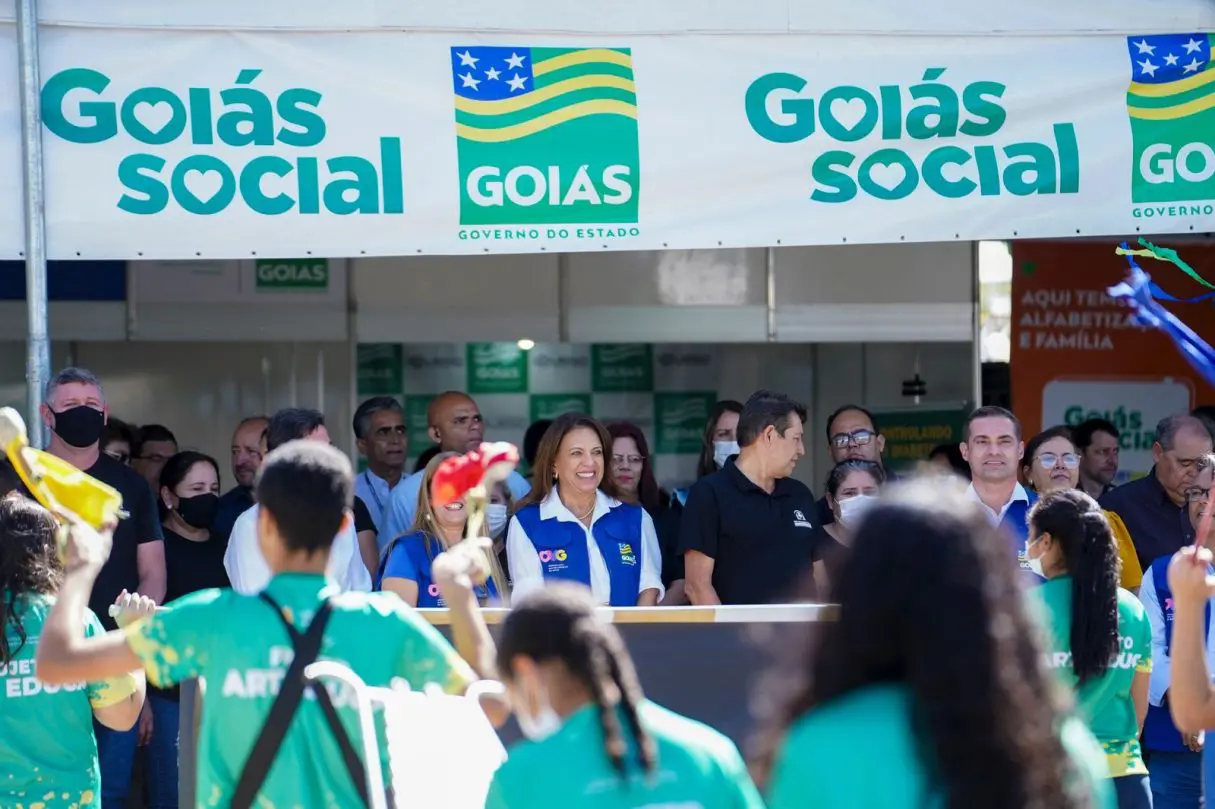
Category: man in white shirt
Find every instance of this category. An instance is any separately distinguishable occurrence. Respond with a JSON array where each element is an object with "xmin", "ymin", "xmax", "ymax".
[
  {"xmin": 382, "ymin": 391, "xmax": 530, "ymax": 545},
  {"xmin": 224, "ymin": 408, "xmax": 372, "ymax": 594},
  {"xmin": 959, "ymin": 406, "xmax": 1037, "ymax": 580}
]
